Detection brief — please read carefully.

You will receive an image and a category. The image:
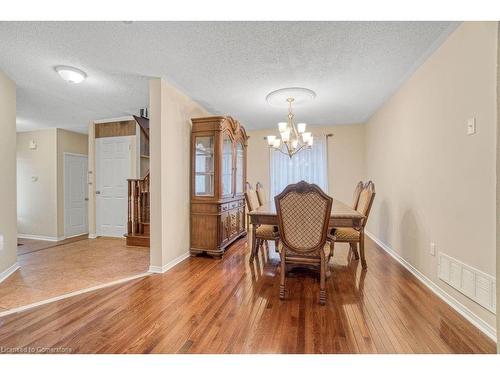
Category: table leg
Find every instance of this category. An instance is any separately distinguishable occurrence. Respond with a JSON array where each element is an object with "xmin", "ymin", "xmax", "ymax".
[
  {"xmin": 360, "ymin": 227, "xmax": 367, "ymax": 269},
  {"xmin": 249, "ymin": 223, "xmax": 258, "ymax": 263}
]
